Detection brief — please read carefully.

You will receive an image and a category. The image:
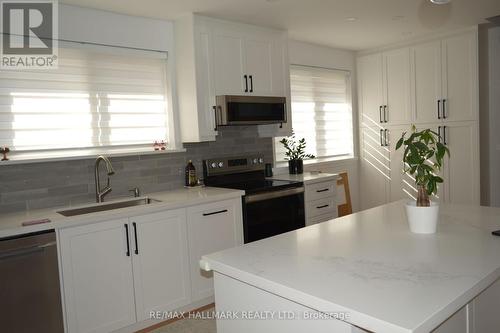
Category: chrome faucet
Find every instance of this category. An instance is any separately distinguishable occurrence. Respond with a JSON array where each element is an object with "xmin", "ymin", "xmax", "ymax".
[{"xmin": 94, "ymin": 155, "xmax": 115, "ymax": 203}]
